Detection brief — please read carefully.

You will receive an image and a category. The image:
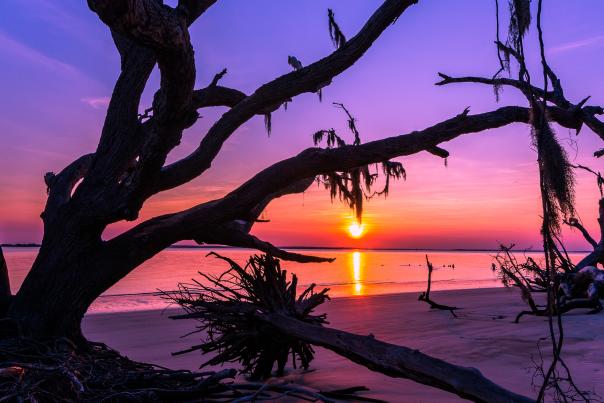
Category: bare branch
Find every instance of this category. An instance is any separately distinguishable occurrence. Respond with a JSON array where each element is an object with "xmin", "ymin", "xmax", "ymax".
[
  {"xmin": 85, "ymin": 0, "xmax": 201, "ymax": 222},
  {"xmin": 426, "ymin": 146, "xmax": 449, "ymax": 159},
  {"xmin": 437, "ymin": 70, "xmax": 604, "ymax": 148},
  {"xmin": 177, "ymin": 0, "xmax": 218, "ymax": 25},
  {"xmin": 42, "ymin": 154, "xmax": 94, "ymax": 222},
  {"xmin": 565, "ymin": 218, "xmax": 597, "ymax": 249},
  {"xmin": 200, "ymin": 225, "xmax": 334, "ymax": 263},
  {"xmin": 209, "ymin": 68, "xmax": 227, "ymax": 87},
  {"xmin": 436, "ymin": 72, "xmax": 552, "ymax": 104},
  {"xmin": 153, "ymin": 0, "xmax": 419, "ymax": 194},
  {"xmin": 88, "ymin": 0, "xmax": 190, "ymax": 51},
  {"xmin": 575, "ymin": 199, "xmax": 604, "ymax": 270},
  {"xmin": 106, "ymin": 105, "xmax": 549, "ymax": 270}
]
